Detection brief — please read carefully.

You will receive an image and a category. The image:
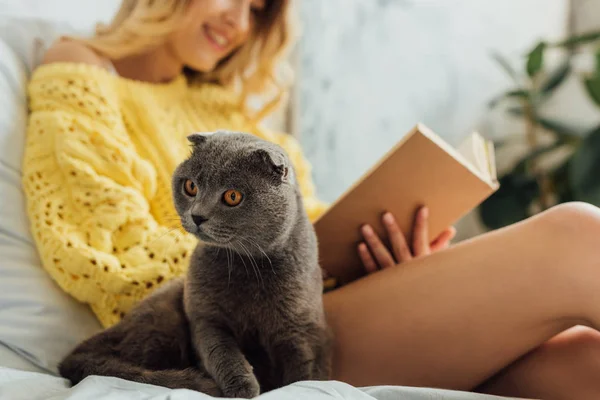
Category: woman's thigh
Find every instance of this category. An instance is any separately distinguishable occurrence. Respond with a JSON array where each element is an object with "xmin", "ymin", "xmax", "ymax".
[{"xmin": 323, "ymin": 203, "xmax": 600, "ymax": 390}]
